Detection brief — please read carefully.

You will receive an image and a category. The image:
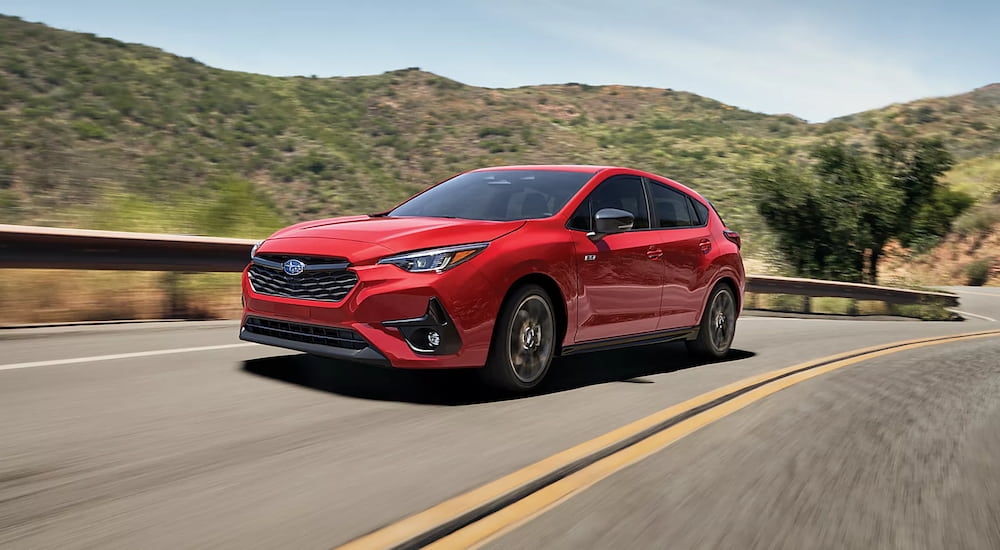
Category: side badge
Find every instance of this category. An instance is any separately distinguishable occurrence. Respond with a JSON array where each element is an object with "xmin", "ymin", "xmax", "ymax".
[{"xmin": 584, "ymin": 254, "xmax": 597, "ymax": 262}]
